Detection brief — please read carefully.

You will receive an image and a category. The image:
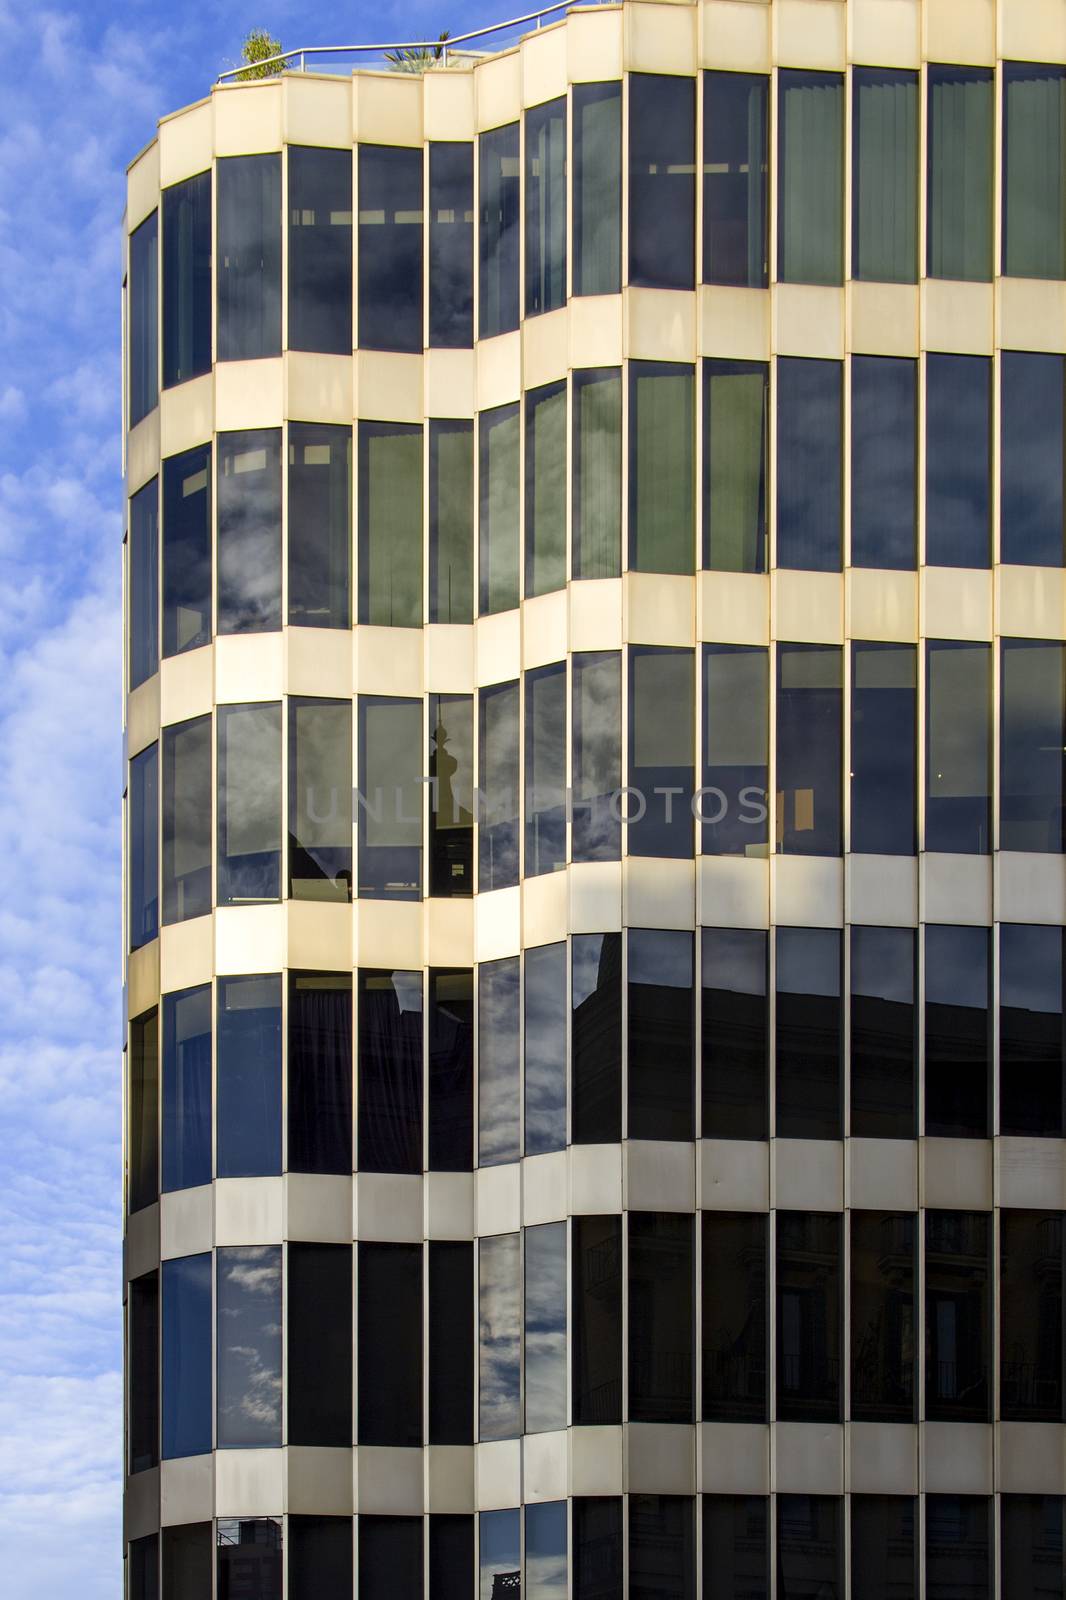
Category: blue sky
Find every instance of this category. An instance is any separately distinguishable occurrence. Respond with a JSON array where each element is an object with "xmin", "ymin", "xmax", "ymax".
[{"xmin": 0, "ymin": 0, "xmax": 512, "ymax": 1591}]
